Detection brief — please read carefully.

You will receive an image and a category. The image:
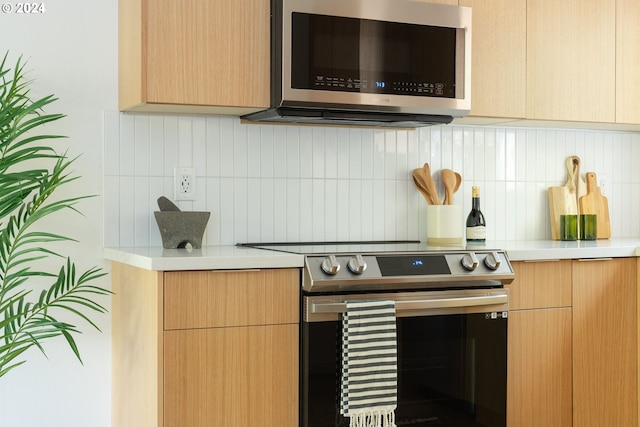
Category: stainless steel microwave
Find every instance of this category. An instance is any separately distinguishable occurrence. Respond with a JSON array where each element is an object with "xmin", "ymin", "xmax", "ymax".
[{"xmin": 243, "ymin": 0, "xmax": 472, "ymax": 127}]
